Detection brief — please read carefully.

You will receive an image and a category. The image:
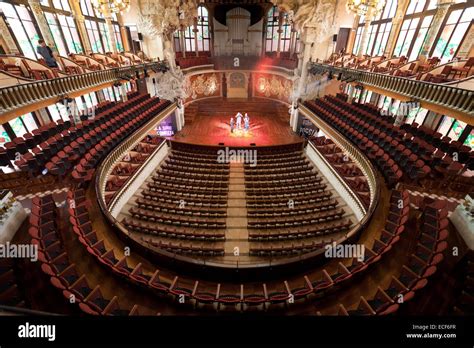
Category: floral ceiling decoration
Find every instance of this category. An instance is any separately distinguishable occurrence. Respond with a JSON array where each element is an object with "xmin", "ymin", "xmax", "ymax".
[
  {"xmin": 154, "ymin": 67, "xmax": 190, "ymax": 101},
  {"xmin": 136, "ymin": 0, "xmax": 197, "ymax": 39},
  {"xmin": 137, "ymin": 0, "xmax": 198, "ymax": 91},
  {"xmin": 271, "ymin": 0, "xmax": 338, "ymax": 43}
]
